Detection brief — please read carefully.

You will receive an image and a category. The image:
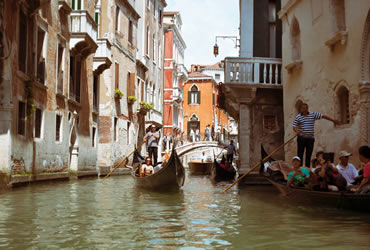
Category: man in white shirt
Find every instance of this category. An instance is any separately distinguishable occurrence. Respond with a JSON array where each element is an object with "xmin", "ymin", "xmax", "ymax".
[
  {"xmin": 140, "ymin": 157, "xmax": 154, "ymax": 177},
  {"xmin": 336, "ymin": 150, "xmax": 358, "ymax": 185}
]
